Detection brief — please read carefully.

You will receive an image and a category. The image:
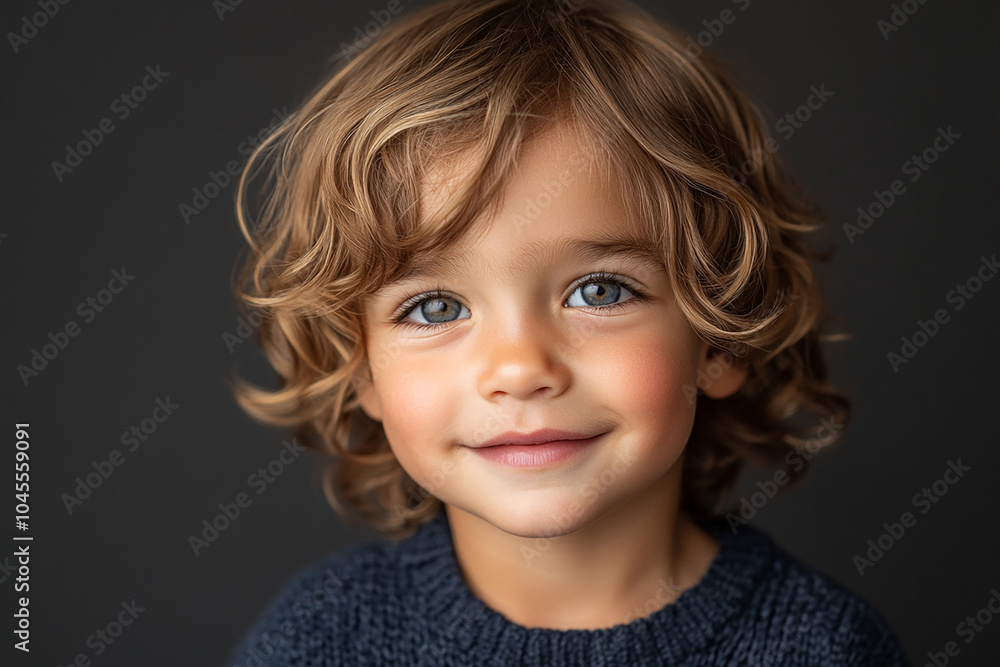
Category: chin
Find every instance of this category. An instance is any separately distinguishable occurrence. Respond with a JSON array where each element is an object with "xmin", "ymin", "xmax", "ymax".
[{"xmin": 463, "ymin": 489, "xmax": 608, "ymax": 539}]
